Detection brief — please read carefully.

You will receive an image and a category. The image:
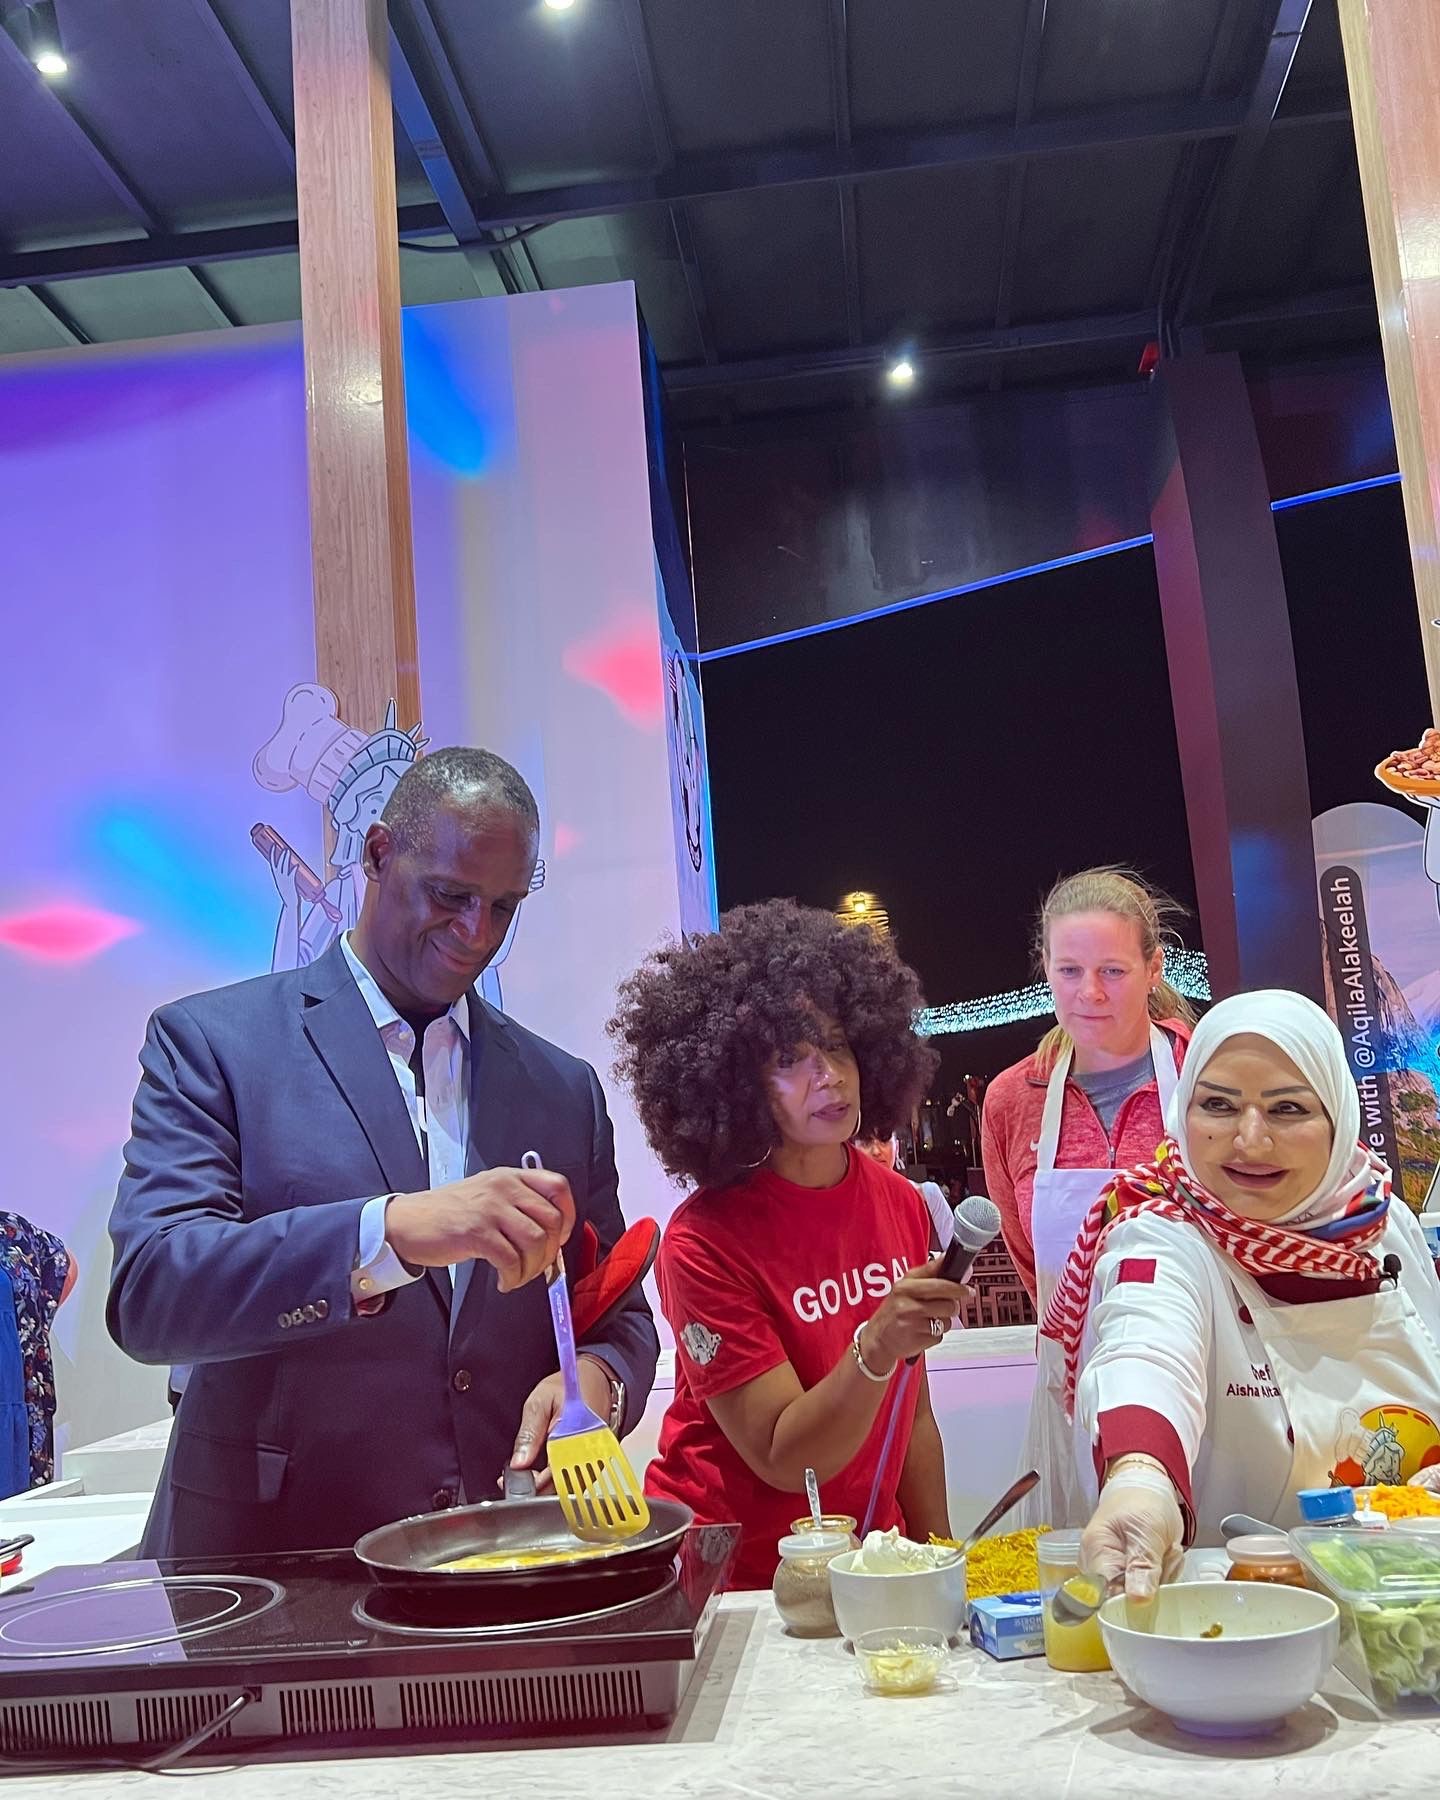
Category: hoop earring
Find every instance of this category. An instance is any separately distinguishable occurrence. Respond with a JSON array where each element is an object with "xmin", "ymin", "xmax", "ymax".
[{"xmin": 850, "ymin": 1107, "xmax": 863, "ymax": 1143}]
